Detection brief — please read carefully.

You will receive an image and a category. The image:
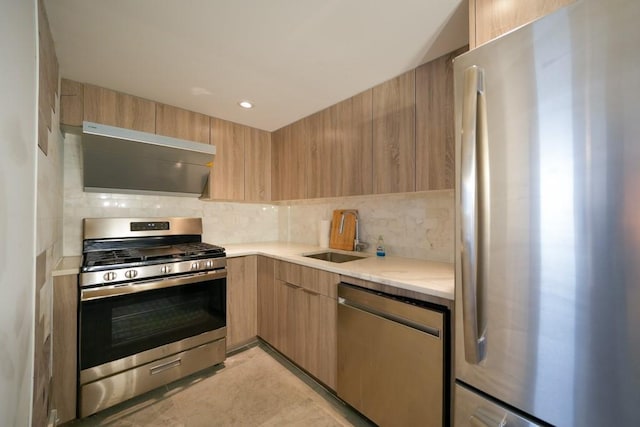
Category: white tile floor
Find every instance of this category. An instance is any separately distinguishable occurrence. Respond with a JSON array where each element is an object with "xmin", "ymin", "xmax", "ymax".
[{"xmin": 67, "ymin": 343, "xmax": 373, "ymax": 426}]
